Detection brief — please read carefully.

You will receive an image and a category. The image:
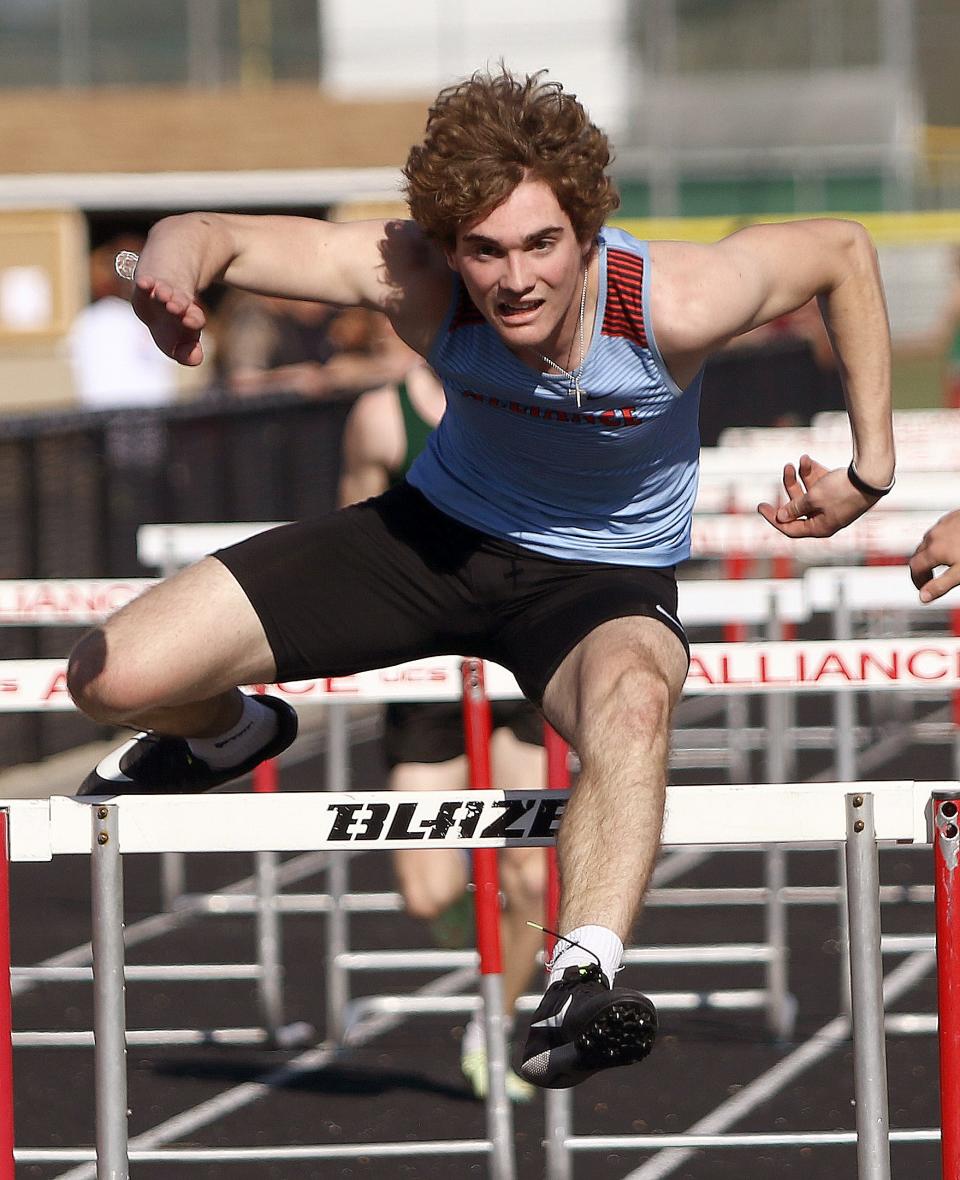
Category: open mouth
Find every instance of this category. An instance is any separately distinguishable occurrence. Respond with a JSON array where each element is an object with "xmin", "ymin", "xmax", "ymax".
[{"xmin": 497, "ymin": 298, "xmax": 544, "ymax": 321}]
